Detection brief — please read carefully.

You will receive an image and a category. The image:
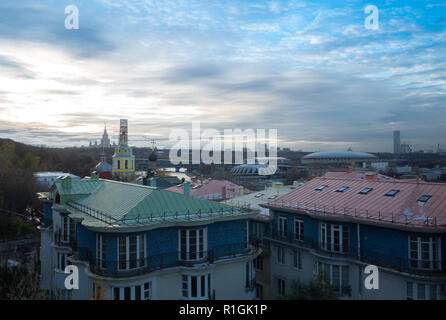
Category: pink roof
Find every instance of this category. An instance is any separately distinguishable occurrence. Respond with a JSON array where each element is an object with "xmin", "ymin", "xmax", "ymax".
[
  {"xmin": 263, "ymin": 173, "xmax": 446, "ymax": 229},
  {"xmin": 166, "ymin": 179, "xmax": 252, "ymax": 201},
  {"xmin": 322, "ymin": 171, "xmax": 393, "ymax": 181}
]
